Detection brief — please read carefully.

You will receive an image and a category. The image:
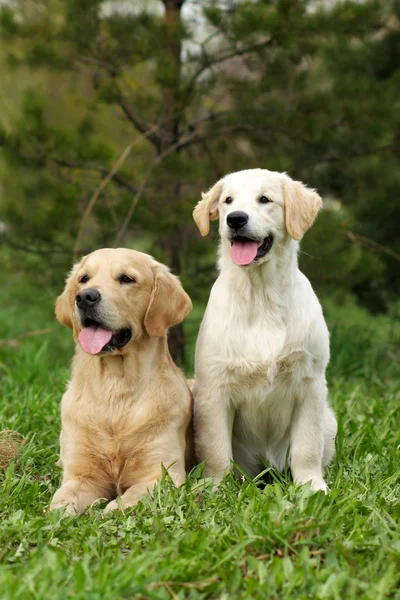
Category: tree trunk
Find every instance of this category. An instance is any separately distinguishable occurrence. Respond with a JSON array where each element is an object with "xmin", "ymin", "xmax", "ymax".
[
  {"xmin": 160, "ymin": 0, "xmax": 187, "ymax": 366},
  {"xmin": 167, "ymin": 227, "xmax": 186, "ymax": 365},
  {"xmin": 160, "ymin": 186, "xmax": 187, "ymax": 366},
  {"xmin": 168, "ymin": 322, "xmax": 186, "ymax": 366}
]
